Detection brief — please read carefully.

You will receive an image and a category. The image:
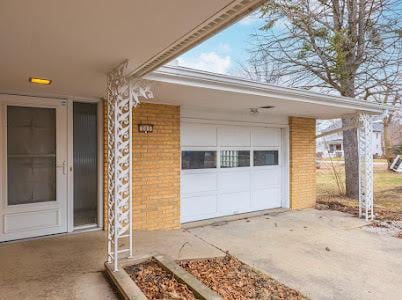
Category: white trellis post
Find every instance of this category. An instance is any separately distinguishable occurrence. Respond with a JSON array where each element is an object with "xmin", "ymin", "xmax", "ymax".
[
  {"xmin": 357, "ymin": 113, "xmax": 374, "ymax": 221},
  {"xmin": 106, "ymin": 60, "xmax": 152, "ymax": 271}
]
